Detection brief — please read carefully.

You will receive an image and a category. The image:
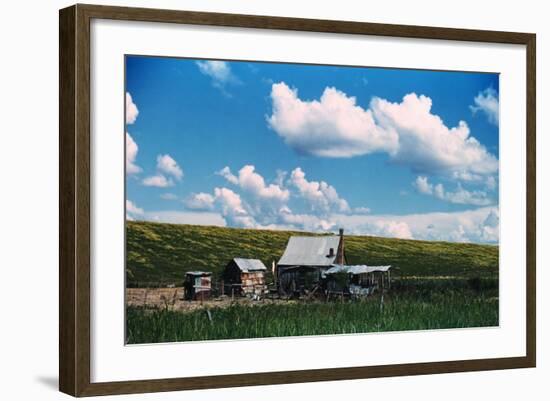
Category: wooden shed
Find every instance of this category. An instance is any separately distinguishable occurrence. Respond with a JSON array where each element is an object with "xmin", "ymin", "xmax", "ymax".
[
  {"xmin": 183, "ymin": 271, "xmax": 212, "ymax": 301},
  {"xmin": 277, "ymin": 229, "xmax": 347, "ymax": 295},
  {"xmin": 223, "ymin": 258, "xmax": 267, "ymax": 297},
  {"xmin": 323, "ymin": 264, "xmax": 392, "ymax": 297}
]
